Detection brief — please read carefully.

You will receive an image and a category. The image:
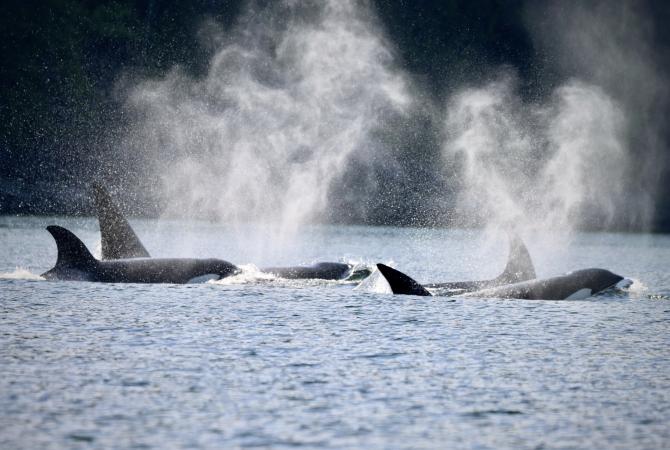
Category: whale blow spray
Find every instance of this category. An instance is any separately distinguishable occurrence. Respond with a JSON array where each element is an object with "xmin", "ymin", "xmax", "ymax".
[{"xmin": 122, "ymin": 0, "xmax": 412, "ymax": 258}]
